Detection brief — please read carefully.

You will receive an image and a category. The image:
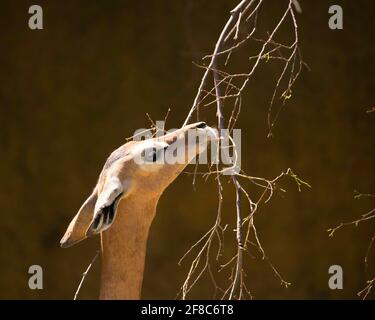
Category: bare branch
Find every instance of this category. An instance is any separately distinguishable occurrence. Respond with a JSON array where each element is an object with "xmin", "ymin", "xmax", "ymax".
[
  {"xmin": 179, "ymin": 0, "xmax": 305, "ymax": 299},
  {"xmin": 329, "ymin": 190, "xmax": 375, "ymax": 299},
  {"xmin": 183, "ymin": 0, "xmax": 254, "ymax": 127},
  {"xmin": 358, "ymin": 278, "xmax": 375, "ymax": 300},
  {"xmin": 74, "ymin": 250, "xmax": 100, "ymax": 300},
  {"xmin": 229, "ymin": 176, "xmax": 244, "ymax": 300}
]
